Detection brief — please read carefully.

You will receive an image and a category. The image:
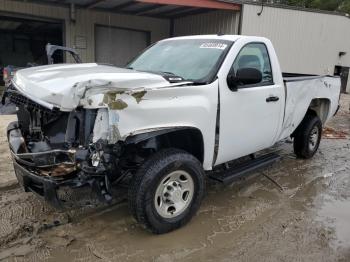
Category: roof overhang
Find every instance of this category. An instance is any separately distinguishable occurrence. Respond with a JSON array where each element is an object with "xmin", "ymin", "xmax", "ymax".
[
  {"xmin": 135, "ymin": 0, "xmax": 240, "ymax": 10},
  {"xmin": 18, "ymin": 0, "xmax": 241, "ymax": 19}
]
